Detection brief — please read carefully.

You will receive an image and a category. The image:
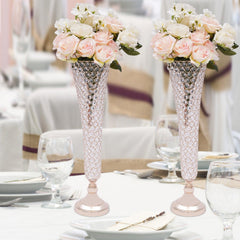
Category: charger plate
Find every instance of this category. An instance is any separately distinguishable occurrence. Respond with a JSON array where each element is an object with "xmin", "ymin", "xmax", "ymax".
[{"xmin": 71, "ymin": 217, "xmax": 186, "ymax": 240}]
